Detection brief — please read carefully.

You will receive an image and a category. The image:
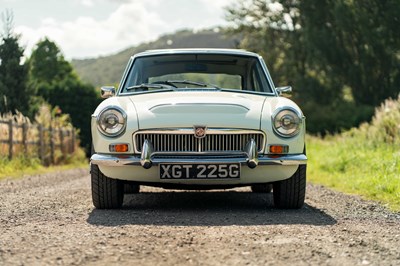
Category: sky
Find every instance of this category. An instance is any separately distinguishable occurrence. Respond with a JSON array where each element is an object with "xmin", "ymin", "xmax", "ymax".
[{"xmin": 0, "ymin": 0, "xmax": 236, "ymax": 59}]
